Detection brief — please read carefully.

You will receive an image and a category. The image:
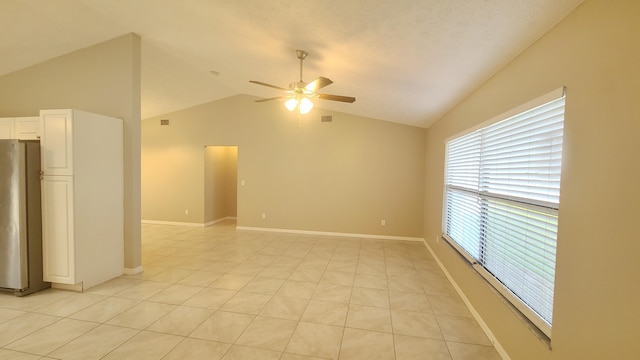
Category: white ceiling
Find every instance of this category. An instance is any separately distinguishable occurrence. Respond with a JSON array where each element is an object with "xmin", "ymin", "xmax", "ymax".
[{"xmin": 1, "ymin": 0, "xmax": 584, "ymax": 128}]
